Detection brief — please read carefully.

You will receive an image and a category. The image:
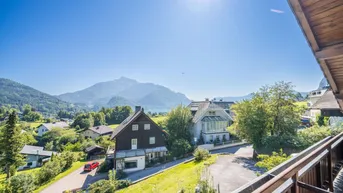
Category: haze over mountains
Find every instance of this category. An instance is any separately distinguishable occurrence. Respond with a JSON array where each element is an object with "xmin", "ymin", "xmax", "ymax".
[
  {"xmin": 57, "ymin": 77, "xmax": 191, "ymax": 112},
  {"xmin": 0, "ymin": 76, "xmax": 319, "ymax": 114}
]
